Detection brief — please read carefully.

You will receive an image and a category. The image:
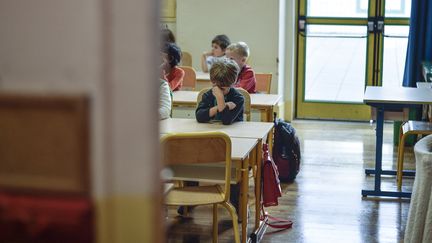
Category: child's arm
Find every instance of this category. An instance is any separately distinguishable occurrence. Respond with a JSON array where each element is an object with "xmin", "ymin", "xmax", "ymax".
[
  {"xmin": 195, "ymin": 87, "xmax": 229, "ymax": 123},
  {"xmin": 168, "ymin": 67, "xmax": 185, "ymax": 91},
  {"xmin": 201, "ymin": 52, "xmax": 211, "ymax": 73},
  {"xmin": 196, "ymin": 91, "xmax": 216, "ymax": 122},
  {"xmin": 159, "ymin": 80, "xmax": 172, "ymax": 120},
  {"xmin": 219, "ymin": 91, "xmax": 244, "ymax": 125},
  {"xmin": 234, "ymin": 68, "xmax": 256, "ymax": 93}
]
